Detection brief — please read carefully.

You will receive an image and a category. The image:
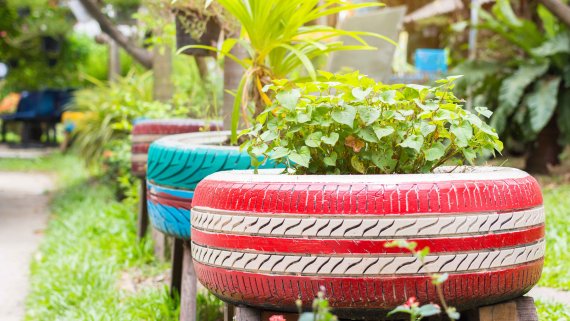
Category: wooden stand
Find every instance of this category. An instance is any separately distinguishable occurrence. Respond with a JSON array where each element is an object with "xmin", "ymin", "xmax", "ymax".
[
  {"xmin": 170, "ymin": 238, "xmax": 184, "ymax": 297},
  {"xmin": 230, "ymin": 297, "xmax": 538, "ymax": 321},
  {"xmin": 137, "ymin": 179, "xmax": 149, "ymax": 239},
  {"xmin": 180, "ymin": 241, "xmax": 197, "ymax": 321},
  {"xmin": 460, "ymin": 297, "xmax": 538, "ymax": 321}
]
